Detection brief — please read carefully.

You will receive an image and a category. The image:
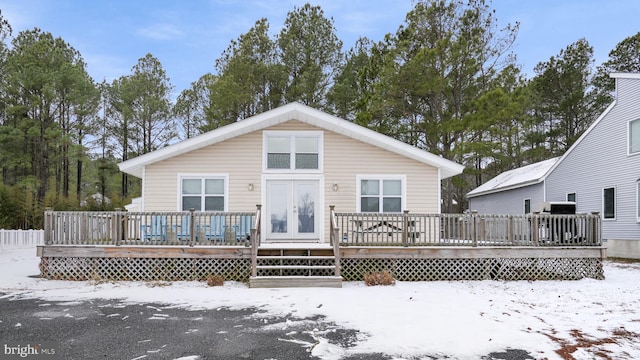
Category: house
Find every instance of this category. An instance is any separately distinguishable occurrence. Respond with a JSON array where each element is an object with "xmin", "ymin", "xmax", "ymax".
[
  {"xmin": 118, "ymin": 102, "xmax": 465, "ymax": 244},
  {"xmin": 466, "ymin": 157, "xmax": 560, "ymax": 215},
  {"xmin": 37, "ymin": 102, "xmax": 605, "ymax": 285},
  {"xmin": 467, "ymin": 72, "xmax": 640, "ymax": 259}
]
